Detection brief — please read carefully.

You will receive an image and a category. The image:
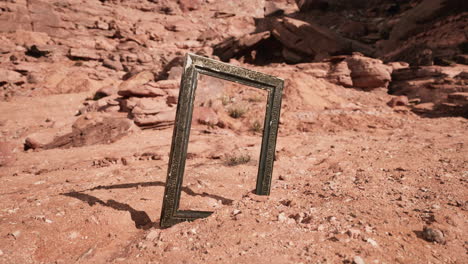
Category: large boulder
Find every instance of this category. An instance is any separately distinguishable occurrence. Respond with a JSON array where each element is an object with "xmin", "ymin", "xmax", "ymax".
[
  {"xmin": 214, "ymin": 17, "xmax": 374, "ymax": 63},
  {"xmin": 45, "ymin": 113, "xmax": 136, "ymax": 149},
  {"xmin": 271, "ymin": 17, "xmax": 350, "ymax": 60},
  {"xmin": 345, "ymin": 53, "xmax": 392, "ymax": 89},
  {"xmin": 24, "ymin": 125, "xmax": 72, "ymax": 150}
]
